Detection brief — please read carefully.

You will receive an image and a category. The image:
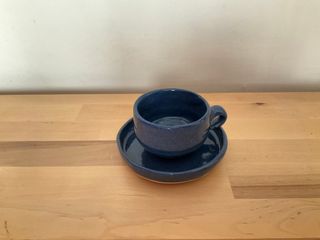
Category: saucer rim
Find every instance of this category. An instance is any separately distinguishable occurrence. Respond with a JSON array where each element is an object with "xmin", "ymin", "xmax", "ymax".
[{"xmin": 116, "ymin": 118, "xmax": 228, "ymax": 177}]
